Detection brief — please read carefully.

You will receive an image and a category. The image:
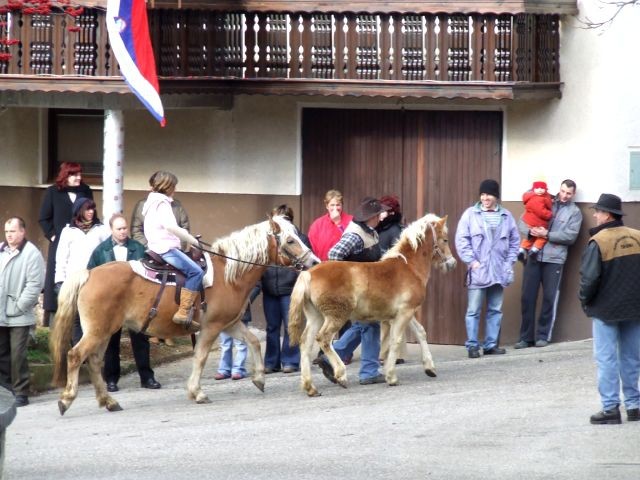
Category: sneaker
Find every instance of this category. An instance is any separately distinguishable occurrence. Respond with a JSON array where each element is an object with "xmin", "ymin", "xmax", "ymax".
[
  {"xmin": 15, "ymin": 395, "xmax": 29, "ymax": 407},
  {"xmin": 359, "ymin": 374, "xmax": 386, "ymax": 385},
  {"xmin": 316, "ymin": 356, "xmax": 337, "ymax": 384},
  {"xmin": 282, "ymin": 366, "xmax": 298, "ymax": 374},
  {"xmin": 483, "ymin": 346, "xmax": 506, "ymax": 355},
  {"xmin": 231, "ymin": 373, "xmax": 245, "ymax": 380},
  {"xmin": 468, "ymin": 347, "xmax": 480, "ymax": 359},
  {"xmin": 528, "ymin": 249, "xmax": 539, "ymax": 262},
  {"xmin": 214, "ymin": 372, "xmax": 231, "ymax": 380},
  {"xmin": 590, "ymin": 406, "xmax": 621, "ymax": 425},
  {"xmin": 627, "ymin": 408, "xmax": 640, "ymax": 421},
  {"xmin": 264, "ymin": 367, "xmax": 281, "ymax": 374},
  {"xmin": 535, "ymin": 340, "xmax": 549, "ymax": 348},
  {"xmin": 514, "ymin": 340, "xmax": 533, "ymax": 349}
]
